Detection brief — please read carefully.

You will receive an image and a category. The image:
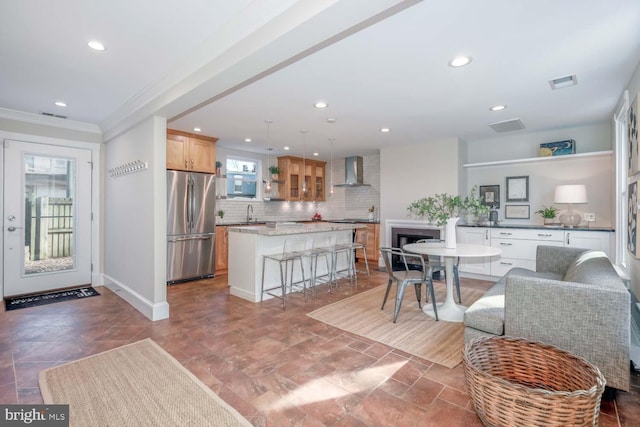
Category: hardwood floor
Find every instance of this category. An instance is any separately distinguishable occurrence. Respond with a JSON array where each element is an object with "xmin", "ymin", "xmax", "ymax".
[{"xmin": 1, "ymin": 270, "xmax": 638, "ymax": 426}]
